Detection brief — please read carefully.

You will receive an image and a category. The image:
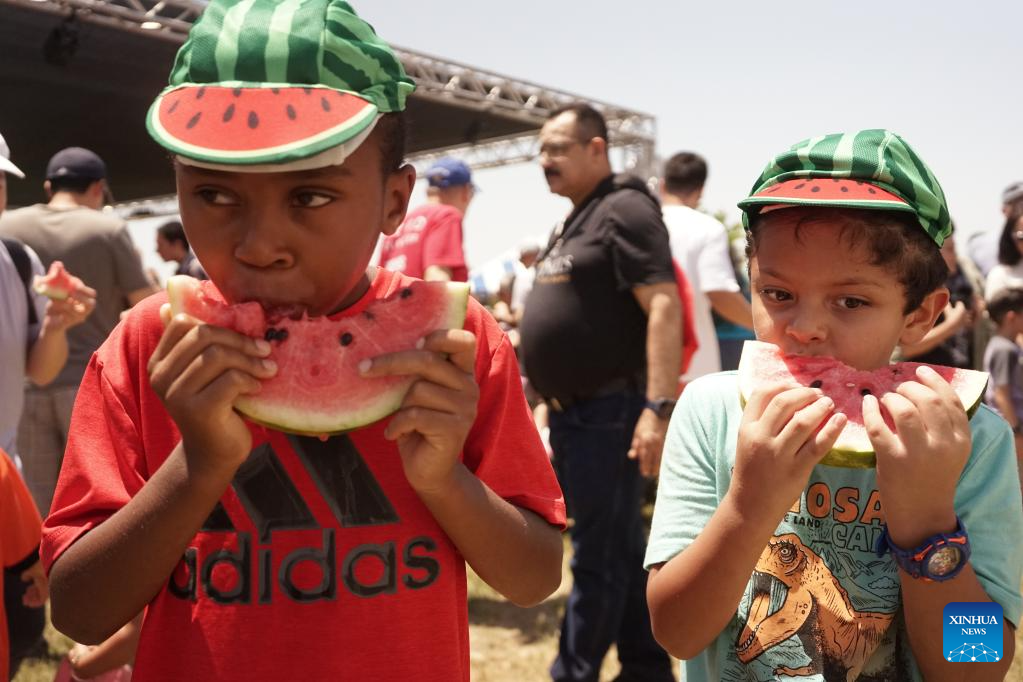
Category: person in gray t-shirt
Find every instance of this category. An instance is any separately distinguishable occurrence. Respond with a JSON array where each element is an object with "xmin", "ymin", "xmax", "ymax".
[
  {"xmin": 982, "ymin": 288, "xmax": 1023, "ymax": 491},
  {"xmin": 0, "ymin": 146, "xmax": 154, "ymax": 513}
]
